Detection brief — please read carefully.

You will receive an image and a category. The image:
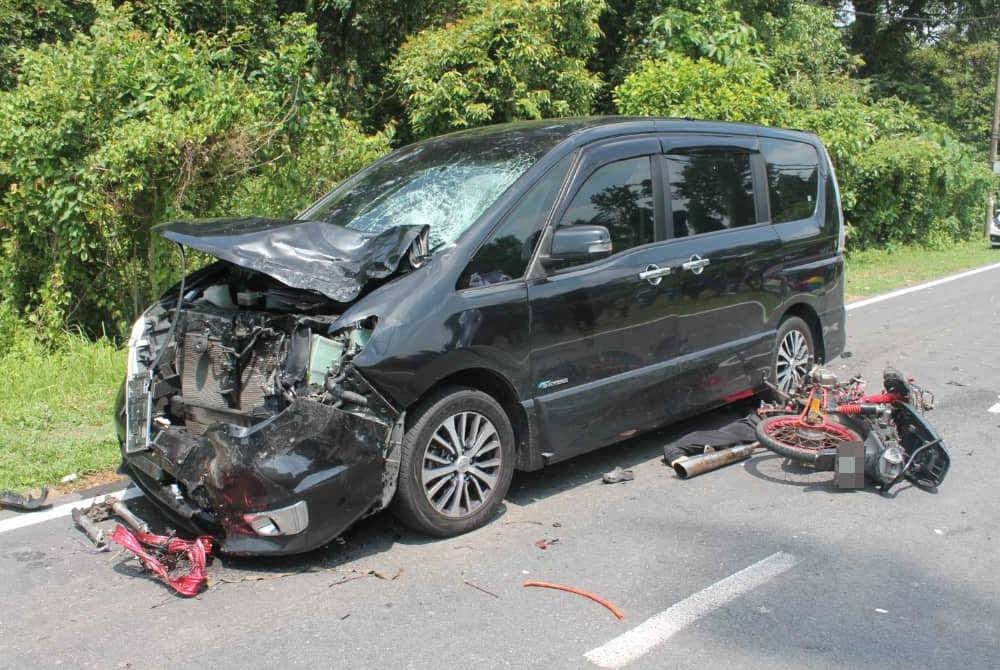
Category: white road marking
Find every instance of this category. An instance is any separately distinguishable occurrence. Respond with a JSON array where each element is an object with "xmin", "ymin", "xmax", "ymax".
[
  {"xmin": 0, "ymin": 486, "xmax": 142, "ymax": 535},
  {"xmin": 846, "ymin": 261, "xmax": 1000, "ymax": 312},
  {"xmin": 584, "ymin": 551, "xmax": 799, "ymax": 668}
]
